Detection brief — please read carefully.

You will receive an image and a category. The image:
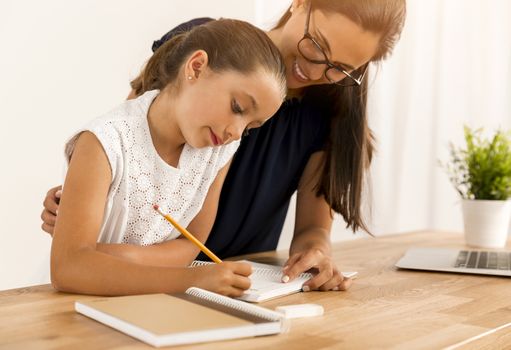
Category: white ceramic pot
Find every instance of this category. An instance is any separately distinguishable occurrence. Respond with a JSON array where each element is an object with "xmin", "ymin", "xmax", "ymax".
[{"xmin": 461, "ymin": 199, "xmax": 511, "ymax": 248}]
